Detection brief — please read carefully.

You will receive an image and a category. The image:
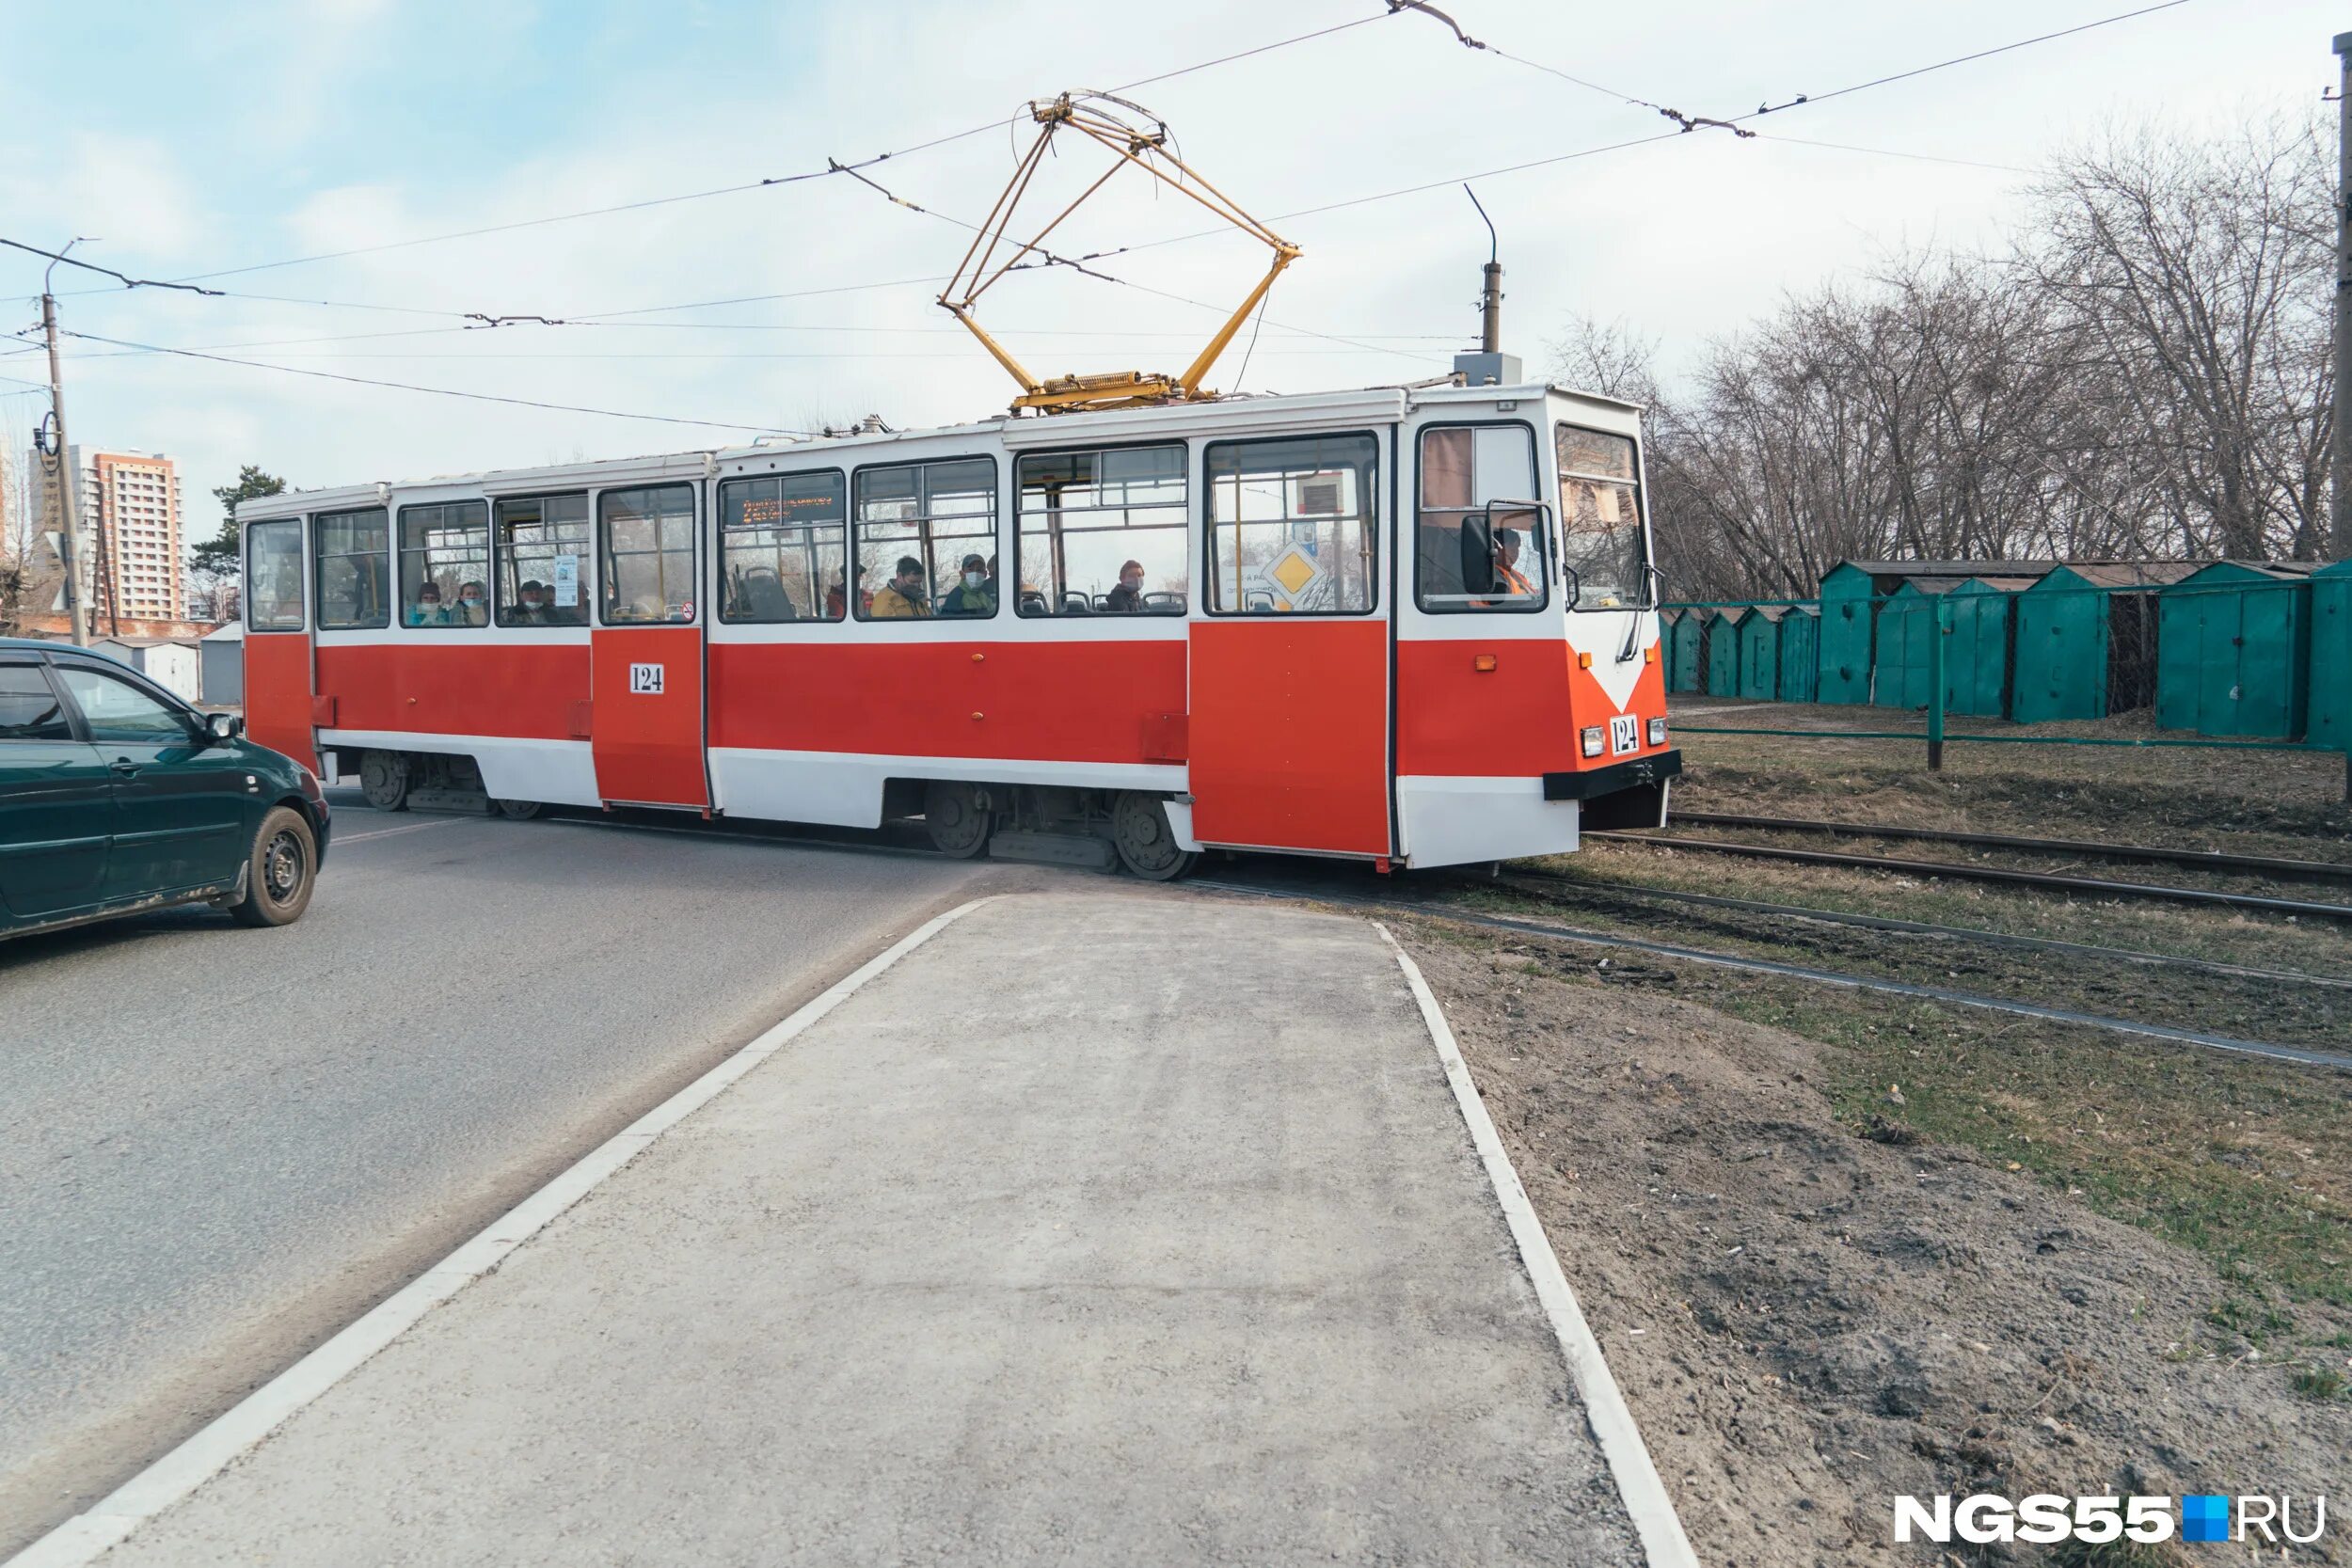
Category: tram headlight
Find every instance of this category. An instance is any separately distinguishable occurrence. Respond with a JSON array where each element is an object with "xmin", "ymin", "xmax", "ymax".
[
  {"xmin": 1580, "ymin": 726, "xmax": 1605, "ymax": 758},
  {"xmin": 1647, "ymin": 717, "xmax": 1668, "ymax": 747}
]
